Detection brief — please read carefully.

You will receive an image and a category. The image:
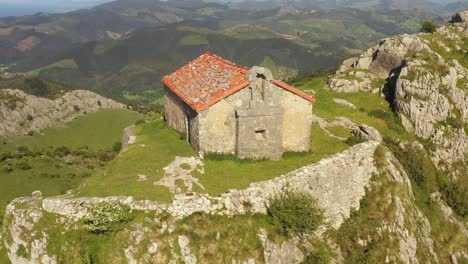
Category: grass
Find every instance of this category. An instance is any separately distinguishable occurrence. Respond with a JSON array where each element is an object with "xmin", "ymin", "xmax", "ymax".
[
  {"xmin": 175, "ymin": 213, "xmax": 282, "ymax": 263},
  {"xmin": 0, "ymin": 155, "xmax": 100, "ymax": 233},
  {"xmin": 2, "ymin": 109, "xmax": 141, "ymax": 152},
  {"xmin": 24, "ymin": 59, "xmax": 78, "ymax": 77},
  {"xmin": 179, "ymin": 34, "xmax": 209, "ymax": 46},
  {"xmin": 420, "ymin": 29, "xmax": 468, "ymax": 69},
  {"xmin": 197, "ymin": 123, "xmax": 349, "ymax": 195},
  {"xmin": 77, "ymin": 115, "xmax": 349, "ymax": 201},
  {"xmin": 76, "ymin": 120, "xmax": 194, "ymax": 202},
  {"xmin": 327, "ymin": 126, "xmax": 352, "ymax": 138},
  {"xmin": 293, "ymin": 74, "xmax": 415, "ymax": 142}
]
